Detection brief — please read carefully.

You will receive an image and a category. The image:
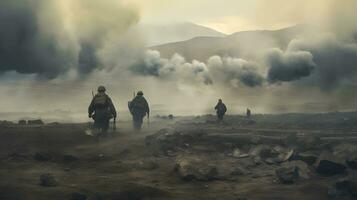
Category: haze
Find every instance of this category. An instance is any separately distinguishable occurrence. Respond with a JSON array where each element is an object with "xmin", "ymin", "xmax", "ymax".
[{"xmin": 0, "ymin": 0, "xmax": 356, "ymax": 122}]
